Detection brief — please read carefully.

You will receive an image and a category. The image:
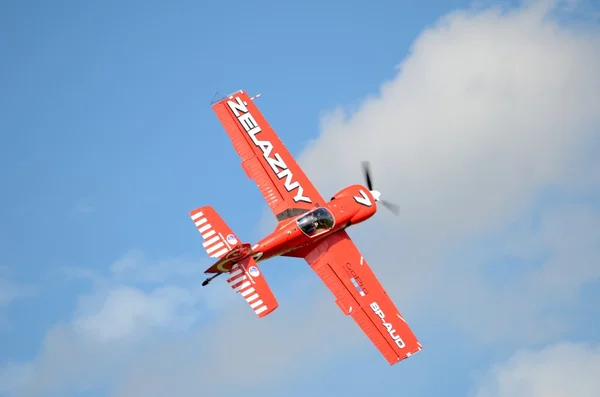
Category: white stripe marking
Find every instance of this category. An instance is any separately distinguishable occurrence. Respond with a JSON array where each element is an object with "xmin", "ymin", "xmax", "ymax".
[
  {"xmin": 206, "ymin": 242, "xmax": 224, "ymax": 254},
  {"xmin": 229, "ymin": 268, "xmax": 243, "ymax": 279},
  {"xmin": 234, "ymin": 281, "xmax": 251, "ymax": 292},
  {"xmin": 202, "ymin": 230, "xmax": 216, "ymax": 239},
  {"xmin": 203, "ymin": 236, "xmax": 220, "ymax": 247},
  {"xmin": 229, "ymin": 275, "xmax": 246, "ymax": 286},
  {"xmin": 250, "ymin": 299, "xmax": 263, "ymax": 309},
  {"xmin": 191, "ymin": 212, "xmax": 203, "ymax": 220},
  {"xmin": 212, "ymin": 247, "xmax": 229, "ymax": 258},
  {"xmin": 195, "ymin": 218, "xmax": 208, "ymax": 226},
  {"xmin": 245, "ymin": 293, "xmax": 259, "ymax": 303},
  {"xmin": 199, "ymin": 224, "xmax": 211, "ymax": 233},
  {"xmin": 241, "ymin": 287, "xmax": 255, "ymax": 297},
  {"xmin": 255, "ymin": 306, "xmax": 267, "ymax": 315}
]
